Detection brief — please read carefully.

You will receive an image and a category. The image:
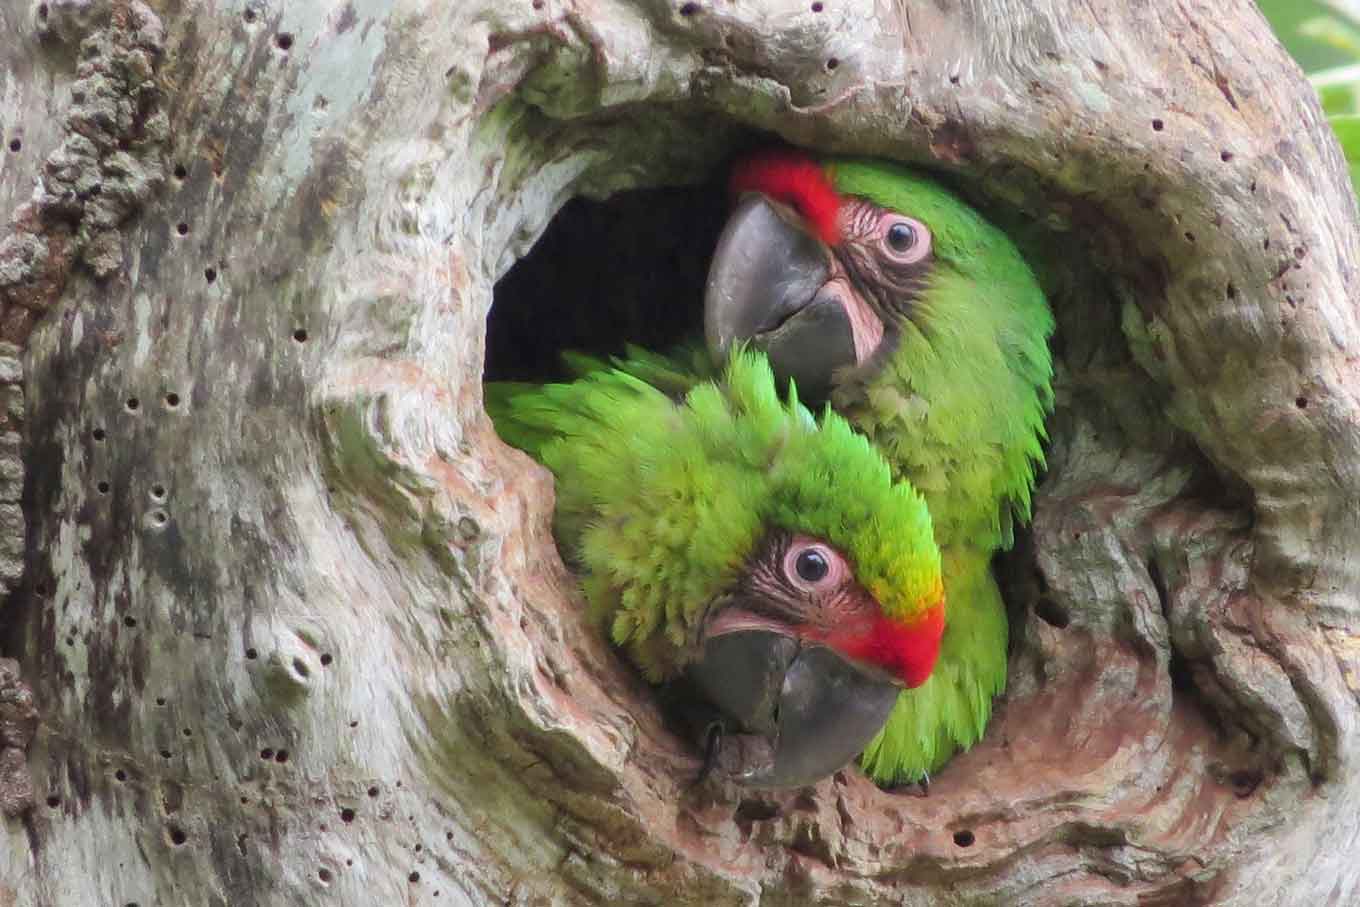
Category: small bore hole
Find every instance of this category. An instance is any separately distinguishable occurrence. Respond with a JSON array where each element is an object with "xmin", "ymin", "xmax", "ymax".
[
  {"xmin": 244, "ymin": 8, "xmax": 257, "ymax": 22},
  {"xmin": 367, "ymin": 786, "xmax": 379, "ymax": 798},
  {"xmin": 115, "ymin": 769, "xmax": 127, "ymax": 782},
  {"xmin": 7, "ymin": 139, "xmax": 20, "ymax": 153},
  {"xmin": 1220, "ymin": 150, "xmax": 1233, "ymax": 162},
  {"xmin": 151, "ymin": 510, "xmax": 168, "ymax": 526},
  {"xmin": 164, "ymin": 391, "xmax": 180, "ymax": 408},
  {"xmin": 678, "ymin": 1, "xmax": 699, "ymax": 14},
  {"xmin": 168, "ymin": 825, "xmax": 188, "ymax": 846},
  {"xmin": 320, "ymin": 653, "xmax": 333, "ymax": 666},
  {"xmin": 123, "ymin": 616, "xmax": 137, "ymax": 627},
  {"xmin": 204, "ymin": 267, "xmax": 217, "ymax": 283},
  {"xmin": 340, "ymin": 807, "xmax": 356, "ymax": 823},
  {"xmin": 409, "ymin": 872, "xmax": 421, "ymax": 884},
  {"xmin": 46, "ymin": 795, "xmax": 60, "ymax": 808},
  {"xmin": 97, "ymin": 480, "xmax": 110, "ymax": 494},
  {"xmin": 173, "ymin": 164, "xmax": 188, "ymax": 180},
  {"xmin": 182, "ymin": 728, "xmax": 192, "ymax": 737},
  {"xmin": 532, "ymin": 0, "xmax": 544, "ymax": 7},
  {"xmin": 176, "ymin": 222, "xmax": 189, "ymax": 236},
  {"xmin": 953, "ymin": 829, "xmax": 975, "ymax": 847},
  {"xmin": 811, "ymin": 1, "xmax": 824, "ymax": 9},
  {"xmin": 1296, "ymin": 396, "xmax": 1309, "ymax": 409},
  {"xmin": 825, "ymin": 57, "xmax": 839, "ymax": 70},
  {"xmin": 1226, "ymin": 283, "xmax": 1237, "ymax": 300},
  {"xmin": 245, "ymin": 647, "xmax": 258, "ymax": 660},
  {"xmin": 274, "ymin": 749, "xmax": 290, "ymax": 763},
  {"xmin": 1151, "ymin": 118, "xmax": 1164, "ymax": 131},
  {"xmin": 159, "ymin": 749, "xmax": 172, "ymax": 759},
  {"xmin": 260, "ymin": 748, "xmax": 274, "ymax": 760},
  {"xmin": 125, "ymin": 397, "xmax": 140, "ymax": 412},
  {"xmin": 155, "ymin": 697, "xmax": 166, "ymax": 706},
  {"xmin": 292, "ymin": 328, "xmax": 309, "ymax": 343},
  {"xmin": 318, "ymin": 868, "xmax": 333, "ymax": 883},
  {"xmin": 275, "ymin": 32, "xmax": 294, "ymax": 50},
  {"xmin": 92, "ymin": 427, "xmax": 106, "ymax": 441},
  {"xmin": 38, "ymin": 4, "xmax": 48, "ymax": 20}
]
